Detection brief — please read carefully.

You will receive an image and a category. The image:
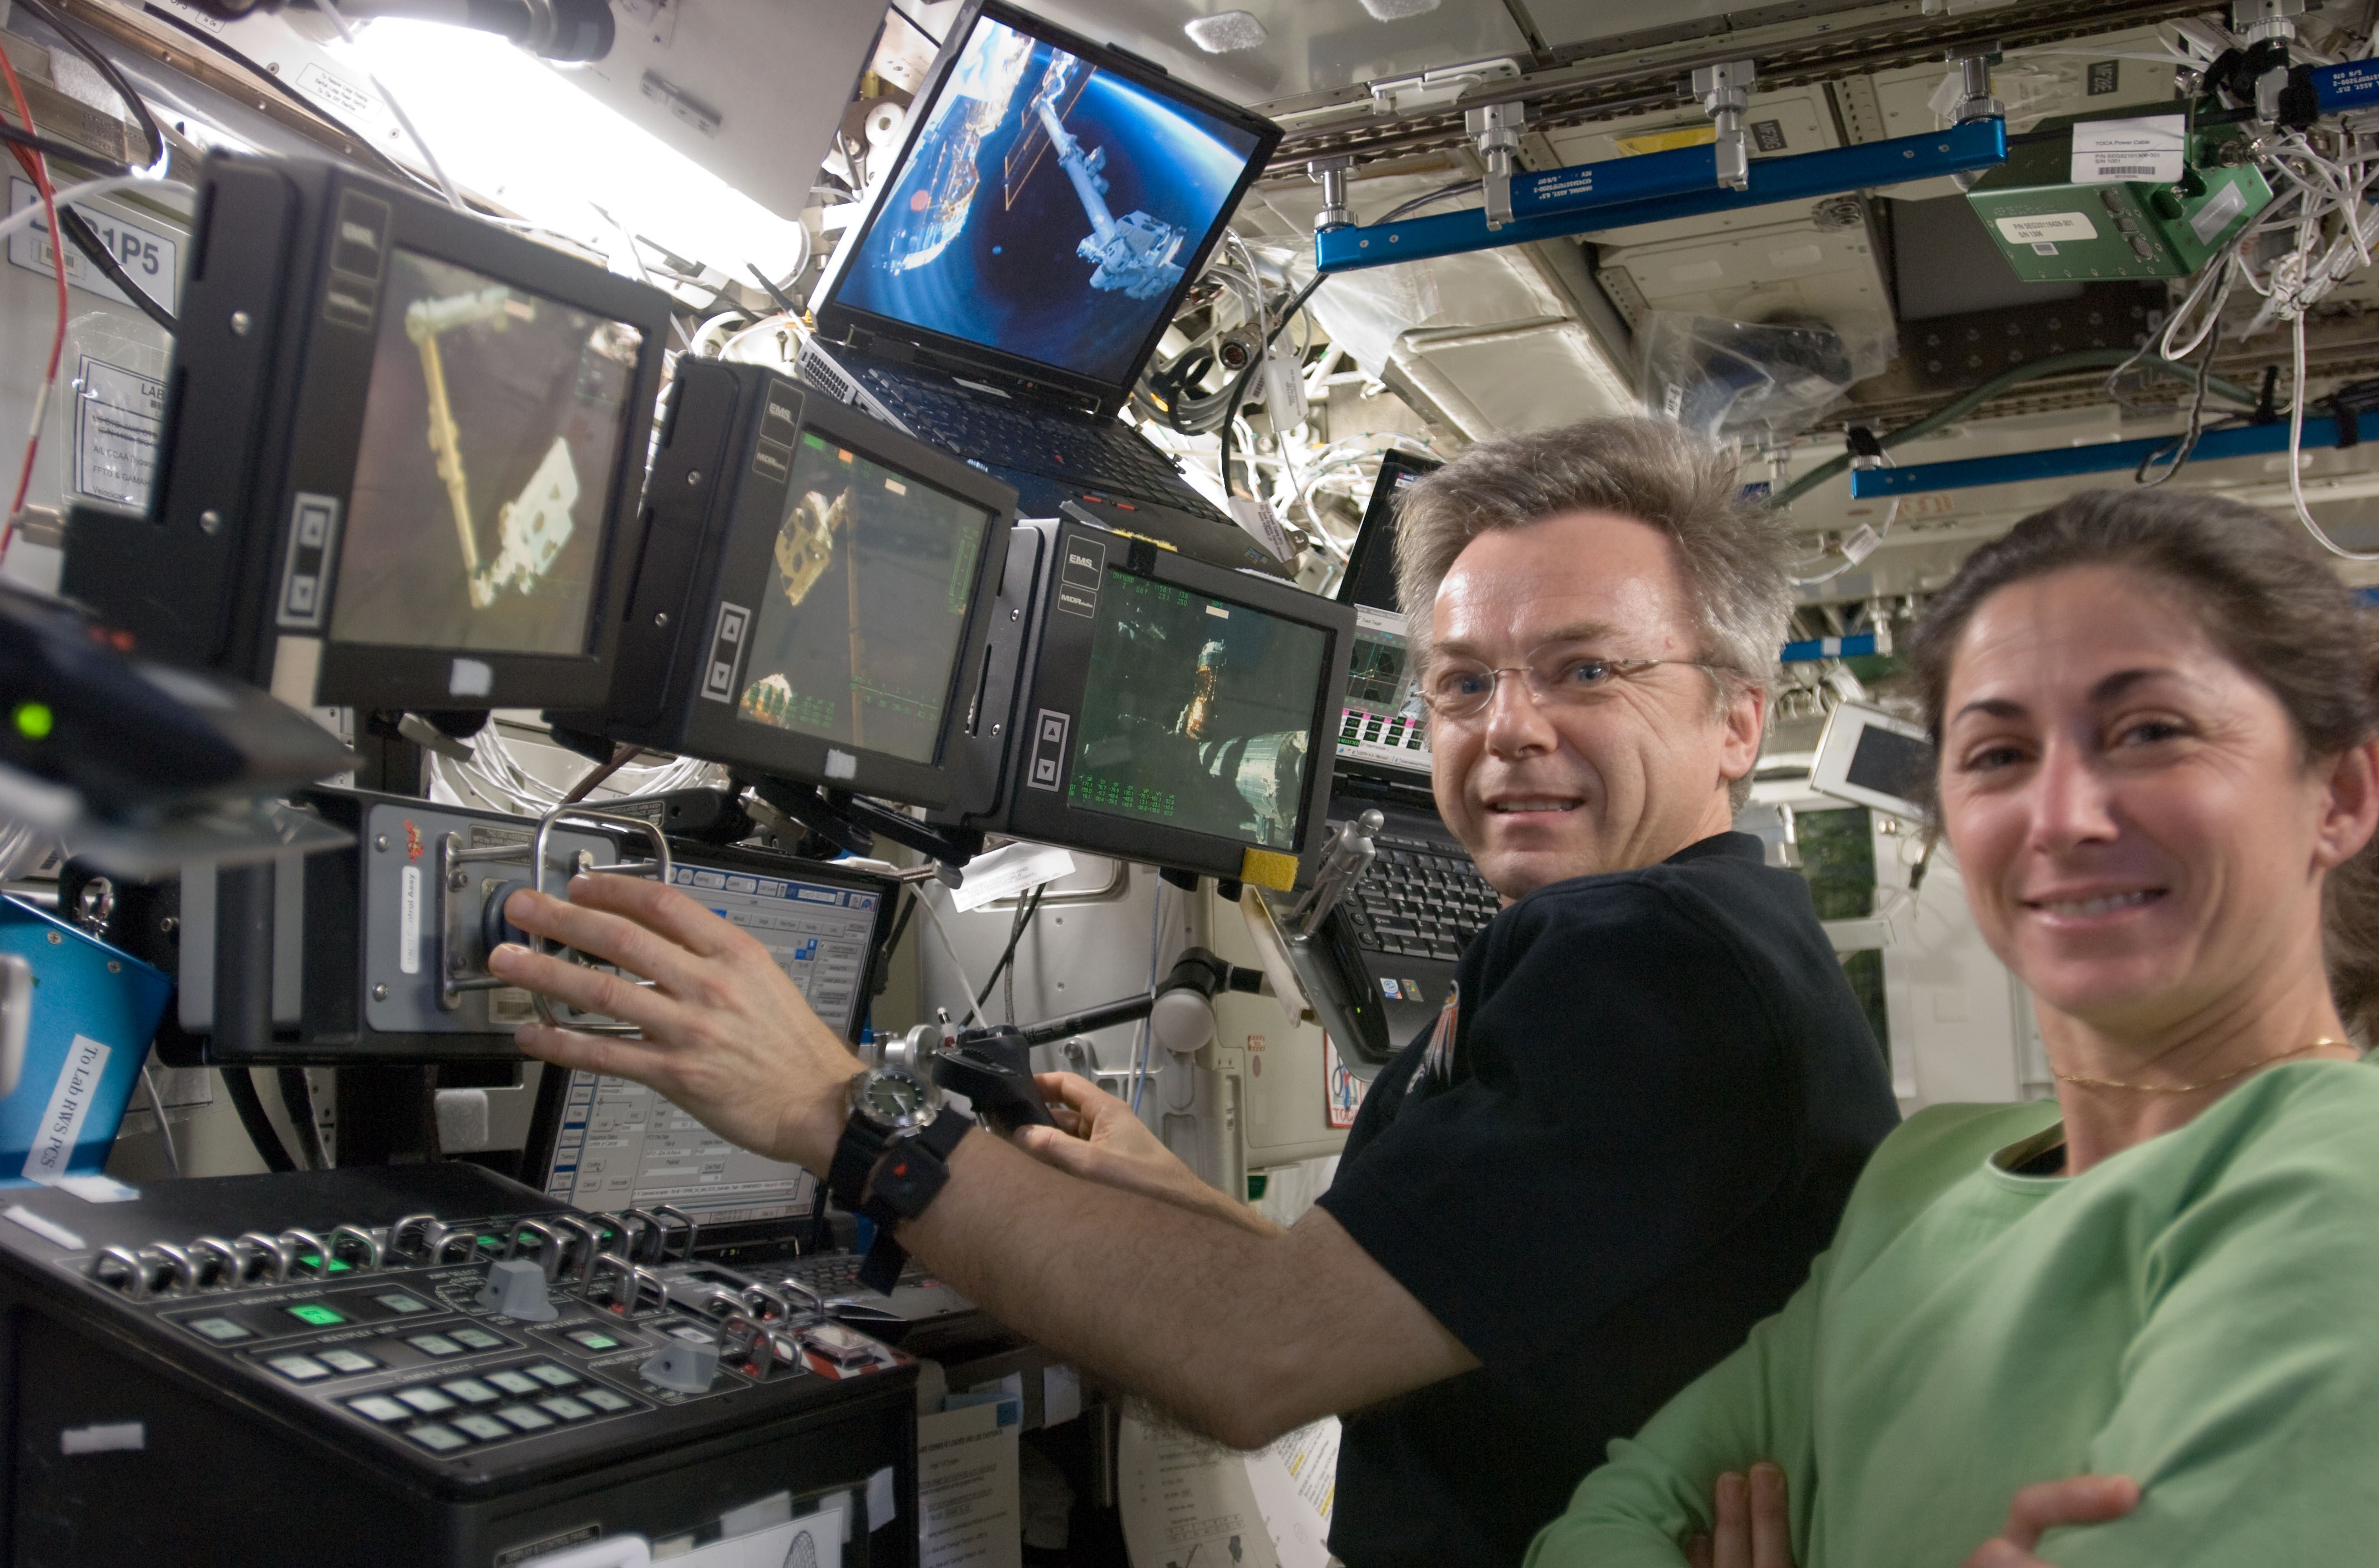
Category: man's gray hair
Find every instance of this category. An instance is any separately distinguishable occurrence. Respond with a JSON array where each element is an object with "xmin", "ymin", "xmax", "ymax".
[{"xmin": 1393, "ymin": 418, "xmax": 1790, "ymax": 691}]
